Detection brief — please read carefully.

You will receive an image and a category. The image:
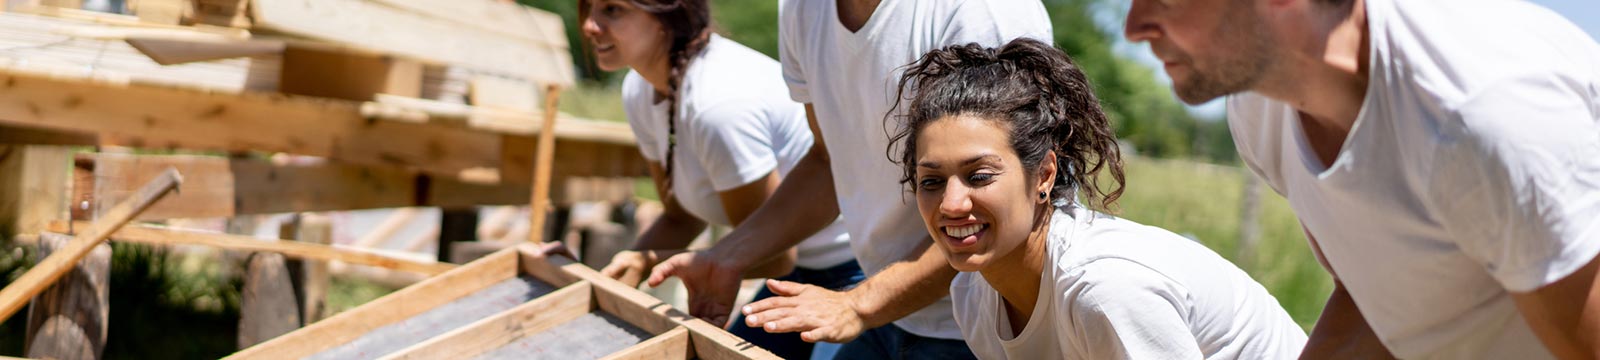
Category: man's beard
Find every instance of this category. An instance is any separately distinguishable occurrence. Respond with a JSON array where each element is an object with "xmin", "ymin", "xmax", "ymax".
[{"xmin": 1171, "ymin": 4, "xmax": 1275, "ymax": 104}]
